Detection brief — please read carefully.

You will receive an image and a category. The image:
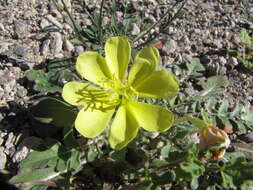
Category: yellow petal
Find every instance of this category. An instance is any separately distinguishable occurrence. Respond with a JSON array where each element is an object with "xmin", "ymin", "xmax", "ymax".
[
  {"xmin": 105, "ymin": 37, "xmax": 131, "ymax": 81},
  {"xmin": 76, "ymin": 51, "xmax": 112, "ymax": 87},
  {"xmin": 62, "ymin": 81, "xmax": 91, "ymax": 106},
  {"xmin": 128, "ymin": 46, "xmax": 159, "ymax": 86},
  {"xmin": 127, "ymin": 100, "xmax": 174, "ymax": 132},
  {"xmin": 75, "ymin": 108, "xmax": 114, "ymax": 138},
  {"xmin": 109, "ymin": 105, "xmax": 139, "ymax": 150},
  {"xmin": 133, "ymin": 70, "xmax": 179, "ymax": 98}
]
